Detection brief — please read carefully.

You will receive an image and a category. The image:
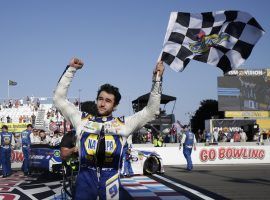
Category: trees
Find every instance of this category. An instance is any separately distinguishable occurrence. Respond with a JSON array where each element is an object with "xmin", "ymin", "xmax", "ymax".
[{"xmin": 190, "ymin": 99, "xmax": 224, "ymax": 134}]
